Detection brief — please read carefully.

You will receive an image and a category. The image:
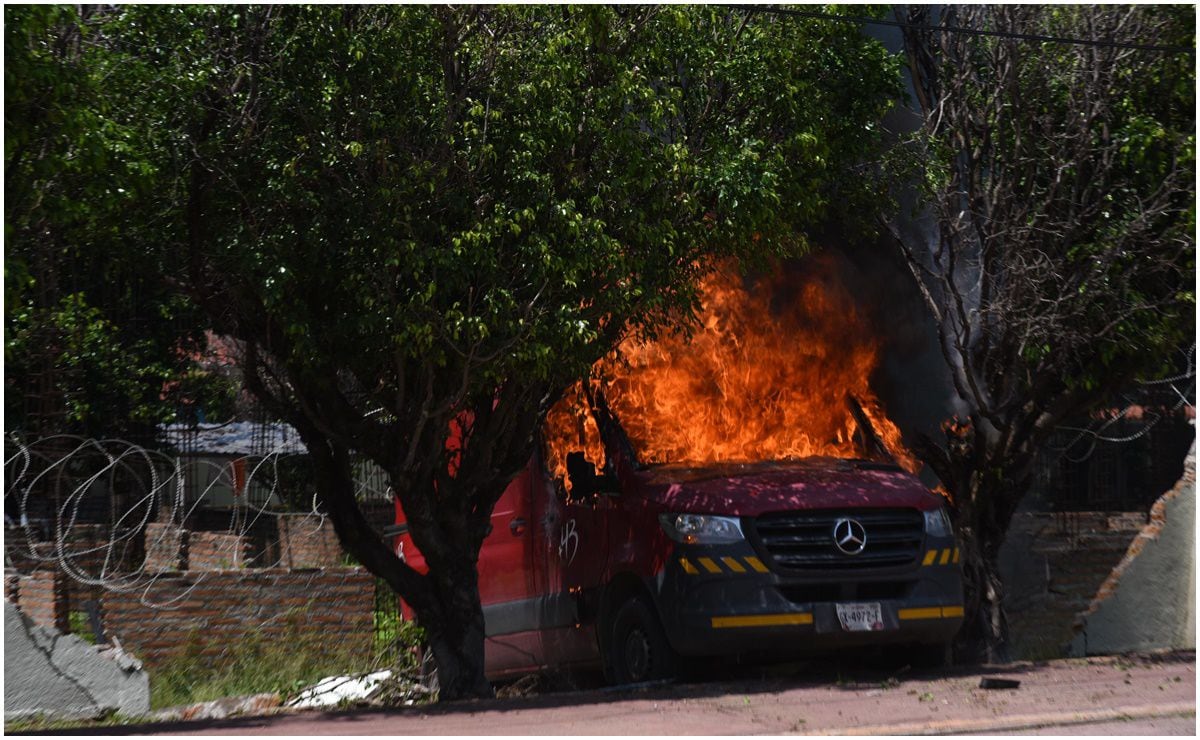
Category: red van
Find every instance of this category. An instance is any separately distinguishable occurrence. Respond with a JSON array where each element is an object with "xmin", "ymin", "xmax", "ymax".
[{"xmin": 393, "ymin": 401, "xmax": 963, "ymax": 684}]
